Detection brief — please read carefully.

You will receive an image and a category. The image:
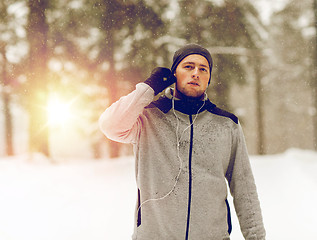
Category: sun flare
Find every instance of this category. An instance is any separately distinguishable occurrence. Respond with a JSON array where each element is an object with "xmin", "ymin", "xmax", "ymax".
[{"xmin": 46, "ymin": 95, "xmax": 73, "ymax": 127}]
